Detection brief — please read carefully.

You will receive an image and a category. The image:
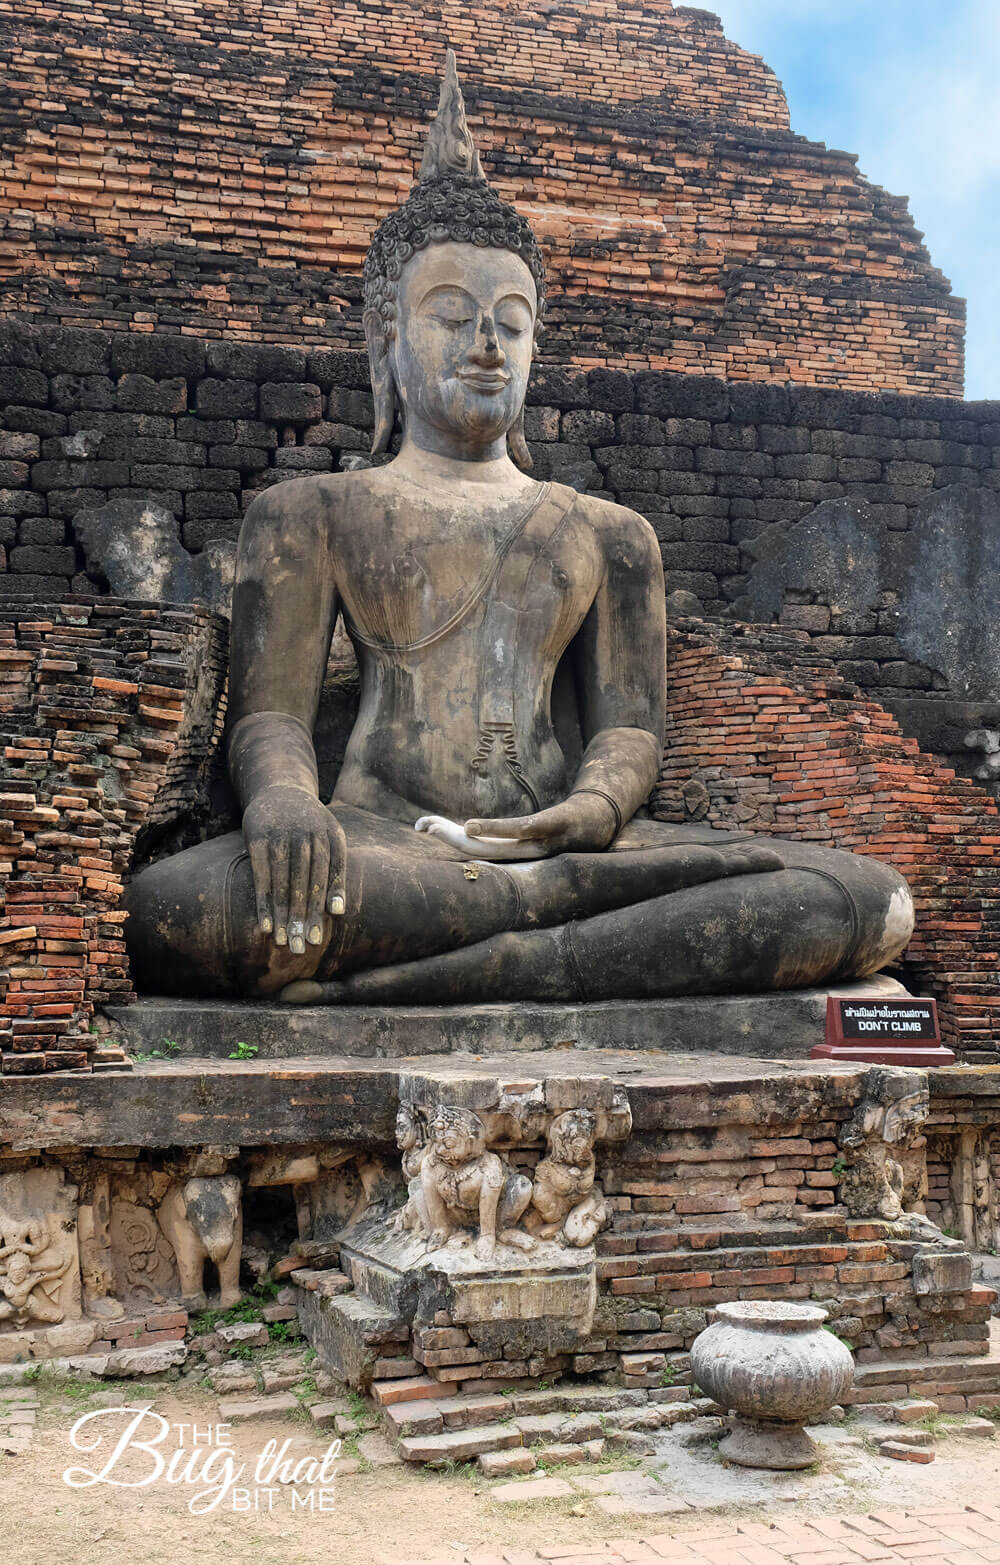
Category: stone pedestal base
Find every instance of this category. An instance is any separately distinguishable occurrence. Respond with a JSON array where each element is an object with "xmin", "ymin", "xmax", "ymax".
[
  {"xmin": 719, "ymin": 1416, "xmax": 818, "ymax": 1471},
  {"xmin": 106, "ymin": 975, "xmax": 911, "ymax": 1062},
  {"xmin": 339, "ymin": 1217, "xmax": 597, "ymax": 1365}
]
